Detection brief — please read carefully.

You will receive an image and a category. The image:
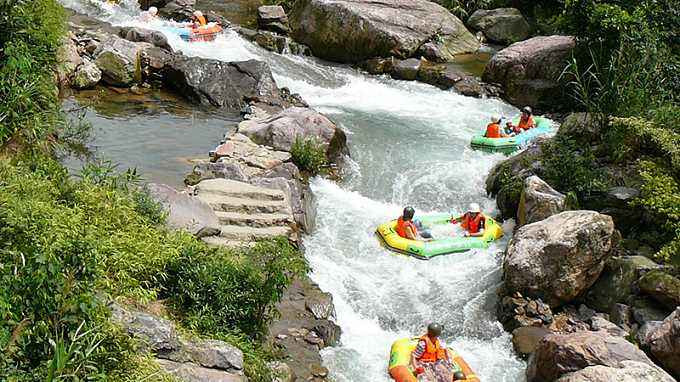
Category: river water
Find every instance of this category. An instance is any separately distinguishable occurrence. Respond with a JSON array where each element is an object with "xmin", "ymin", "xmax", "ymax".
[{"xmin": 62, "ymin": 1, "xmax": 528, "ymax": 380}]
